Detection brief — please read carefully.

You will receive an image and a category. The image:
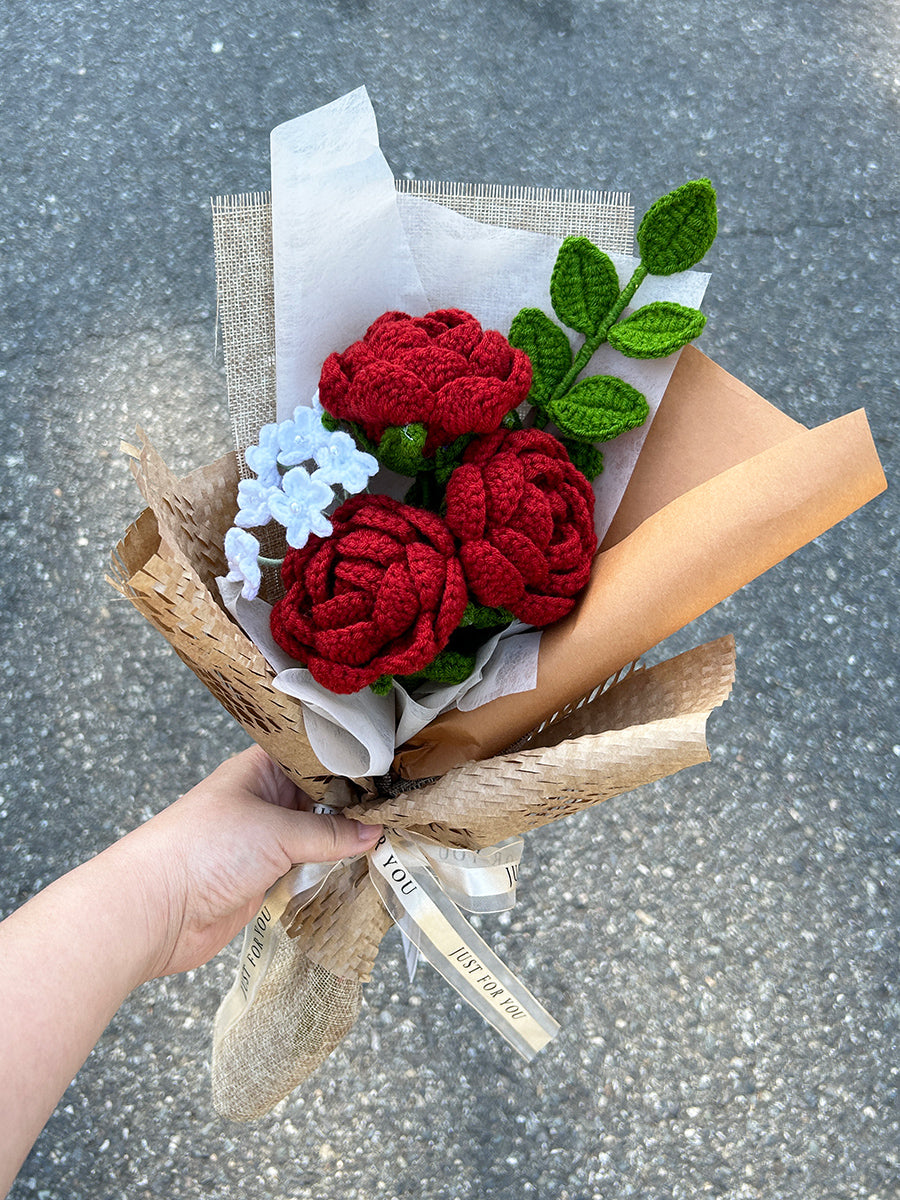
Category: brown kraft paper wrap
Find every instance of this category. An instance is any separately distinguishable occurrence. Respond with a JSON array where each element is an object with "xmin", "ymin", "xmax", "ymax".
[{"xmin": 394, "ymin": 345, "xmax": 886, "ymax": 780}]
